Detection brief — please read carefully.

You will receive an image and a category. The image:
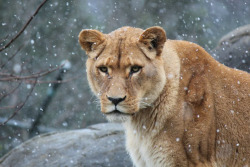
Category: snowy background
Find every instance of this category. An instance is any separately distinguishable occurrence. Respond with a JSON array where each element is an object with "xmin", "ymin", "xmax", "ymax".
[{"xmin": 0, "ymin": 0, "xmax": 249, "ymax": 156}]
